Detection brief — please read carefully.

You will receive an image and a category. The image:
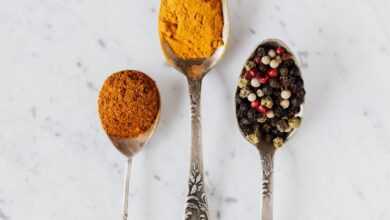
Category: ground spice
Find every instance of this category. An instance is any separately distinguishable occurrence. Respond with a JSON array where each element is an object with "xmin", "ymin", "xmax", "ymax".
[
  {"xmin": 98, "ymin": 70, "xmax": 160, "ymax": 138},
  {"xmin": 159, "ymin": 0, "xmax": 224, "ymax": 59}
]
